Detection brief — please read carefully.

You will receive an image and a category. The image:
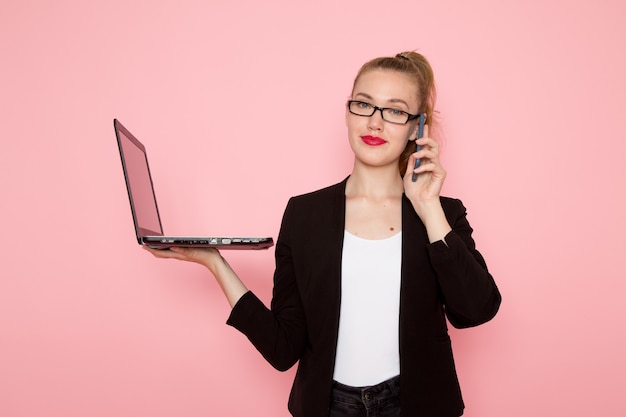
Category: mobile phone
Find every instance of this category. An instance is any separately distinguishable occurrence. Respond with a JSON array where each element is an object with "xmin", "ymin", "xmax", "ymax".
[{"xmin": 411, "ymin": 113, "xmax": 426, "ymax": 182}]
